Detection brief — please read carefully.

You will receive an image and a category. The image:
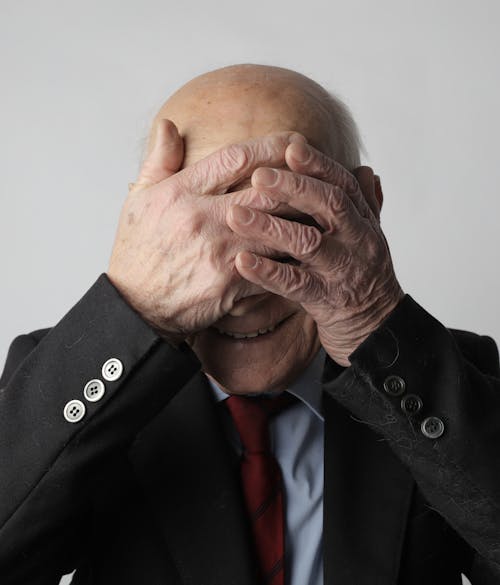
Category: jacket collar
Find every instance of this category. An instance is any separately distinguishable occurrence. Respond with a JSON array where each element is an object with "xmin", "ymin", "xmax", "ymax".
[
  {"xmin": 129, "ymin": 371, "xmax": 259, "ymax": 585},
  {"xmin": 129, "ymin": 357, "xmax": 414, "ymax": 585}
]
